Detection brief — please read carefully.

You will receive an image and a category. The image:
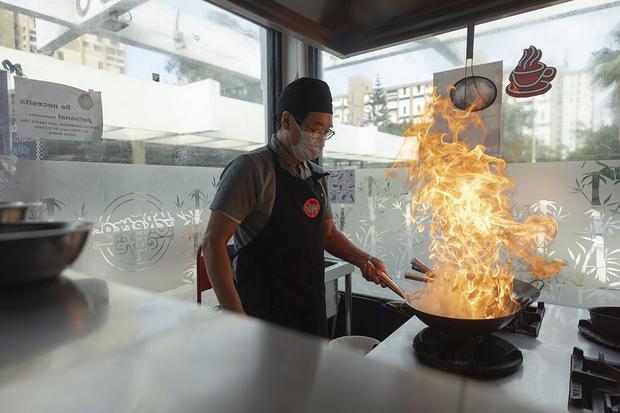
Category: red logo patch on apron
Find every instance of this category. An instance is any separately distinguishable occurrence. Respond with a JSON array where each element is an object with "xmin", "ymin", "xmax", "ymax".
[{"xmin": 303, "ymin": 198, "xmax": 321, "ymax": 218}]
